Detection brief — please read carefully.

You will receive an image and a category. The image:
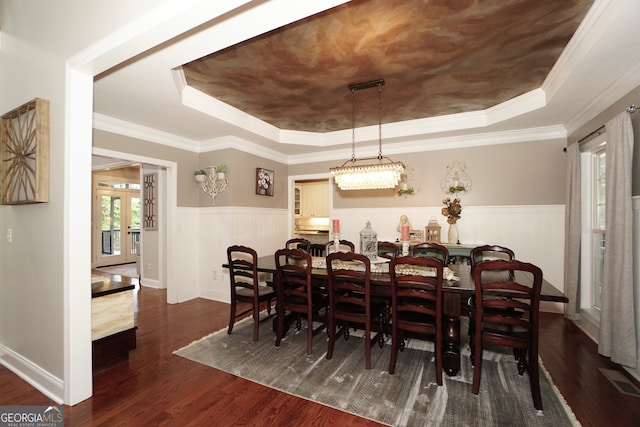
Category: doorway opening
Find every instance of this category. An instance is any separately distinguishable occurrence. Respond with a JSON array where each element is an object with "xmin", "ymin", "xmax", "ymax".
[{"xmin": 92, "ymin": 164, "xmax": 141, "ymax": 268}]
